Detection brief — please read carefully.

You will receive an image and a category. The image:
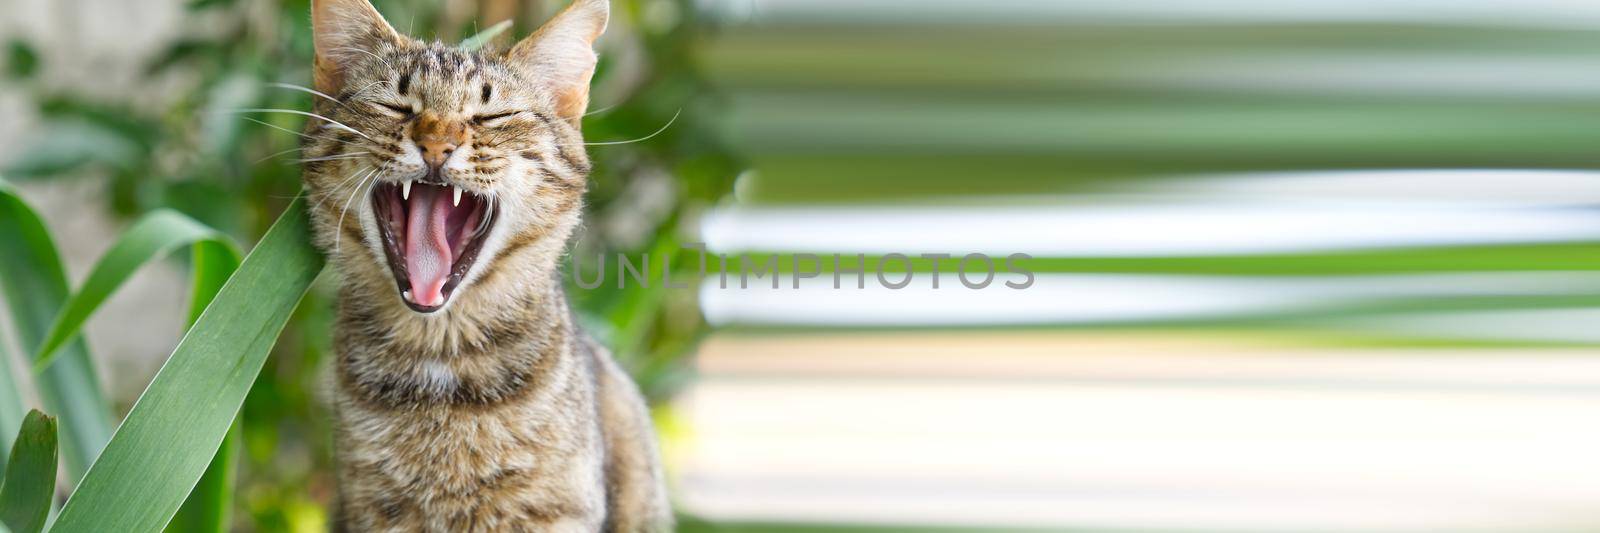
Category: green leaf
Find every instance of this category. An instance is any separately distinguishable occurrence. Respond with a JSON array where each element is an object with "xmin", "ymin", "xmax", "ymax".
[
  {"xmin": 185, "ymin": 236, "xmax": 242, "ymax": 325},
  {"xmin": 0, "ymin": 204, "xmax": 34, "ymax": 464},
  {"xmin": 4, "ymin": 41, "xmax": 37, "ymax": 80},
  {"xmin": 33, "ymin": 209, "xmax": 239, "ymax": 371},
  {"xmin": 460, "ymin": 20, "xmax": 513, "ymax": 51},
  {"xmin": 165, "ymin": 422, "xmax": 239, "ymax": 533},
  {"xmin": 0, "ymin": 410, "xmax": 56, "ymax": 533},
  {"xmin": 0, "ymin": 180, "xmax": 114, "ymax": 483},
  {"xmin": 50, "ymin": 197, "xmax": 324, "ymax": 533},
  {"xmin": 169, "ymin": 222, "xmax": 244, "ymax": 533}
]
